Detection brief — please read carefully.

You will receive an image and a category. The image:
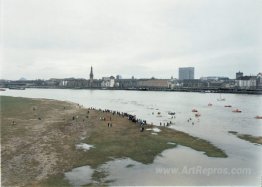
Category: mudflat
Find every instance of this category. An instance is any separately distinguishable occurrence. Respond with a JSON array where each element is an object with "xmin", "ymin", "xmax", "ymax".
[
  {"xmin": 1, "ymin": 96, "xmax": 227, "ymax": 186},
  {"xmin": 228, "ymin": 131, "xmax": 262, "ymax": 145}
]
